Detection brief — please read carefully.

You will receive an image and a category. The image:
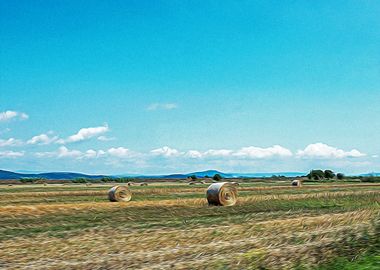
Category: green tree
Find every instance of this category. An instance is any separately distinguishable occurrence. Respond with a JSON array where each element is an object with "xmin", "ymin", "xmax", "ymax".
[
  {"xmin": 337, "ymin": 173, "xmax": 345, "ymax": 180},
  {"xmin": 307, "ymin": 170, "xmax": 324, "ymax": 180},
  {"xmin": 213, "ymin": 174, "xmax": 223, "ymax": 181},
  {"xmin": 324, "ymin": 170, "xmax": 335, "ymax": 179},
  {"xmin": 190, "ymin": 175, "xmax": 197, "ymax": 180}
]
